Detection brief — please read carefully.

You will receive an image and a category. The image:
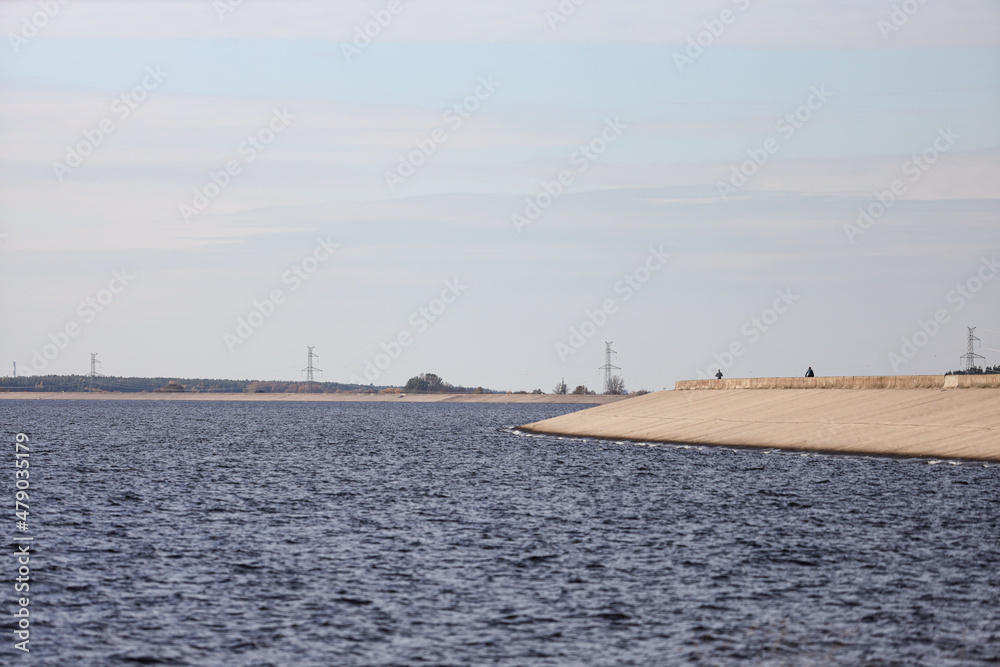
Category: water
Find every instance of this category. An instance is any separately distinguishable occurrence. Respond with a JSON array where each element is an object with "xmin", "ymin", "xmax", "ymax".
[{"xmin": 2, "ymin": 400, "xmax": 998, "ymax": 665}]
